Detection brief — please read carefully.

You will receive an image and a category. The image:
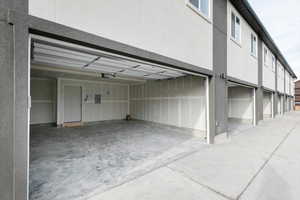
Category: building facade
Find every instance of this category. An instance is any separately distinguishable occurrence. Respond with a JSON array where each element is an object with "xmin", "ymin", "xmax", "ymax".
[
  {"xmin": 0, "ymin": 0, "xmax": 297, "ymax": 199},
  {"xmin": 295, "ymin": 80, "xmax": 300, "ymax": 110}
]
